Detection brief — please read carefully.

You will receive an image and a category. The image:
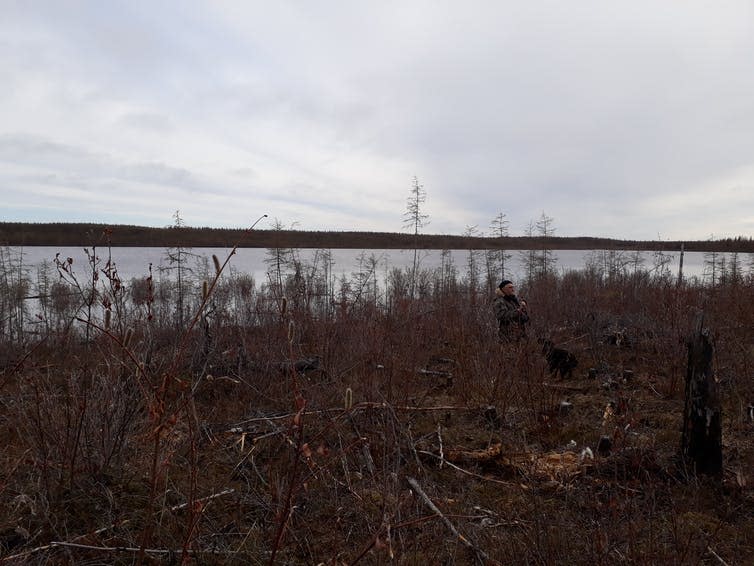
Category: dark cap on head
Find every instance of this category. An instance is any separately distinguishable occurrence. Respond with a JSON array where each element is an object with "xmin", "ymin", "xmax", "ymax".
[{"xmin": 499, "ymin": 279, "xmax": 513, "ymax": 289}]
